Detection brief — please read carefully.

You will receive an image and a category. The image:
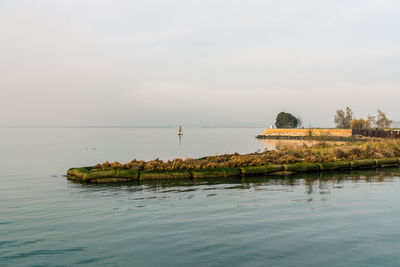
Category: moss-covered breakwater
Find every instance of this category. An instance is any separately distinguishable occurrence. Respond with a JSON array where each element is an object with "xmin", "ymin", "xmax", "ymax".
[{"xmin": 67, "ymin": 157, "xmax": 400, "ymax": 183}]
